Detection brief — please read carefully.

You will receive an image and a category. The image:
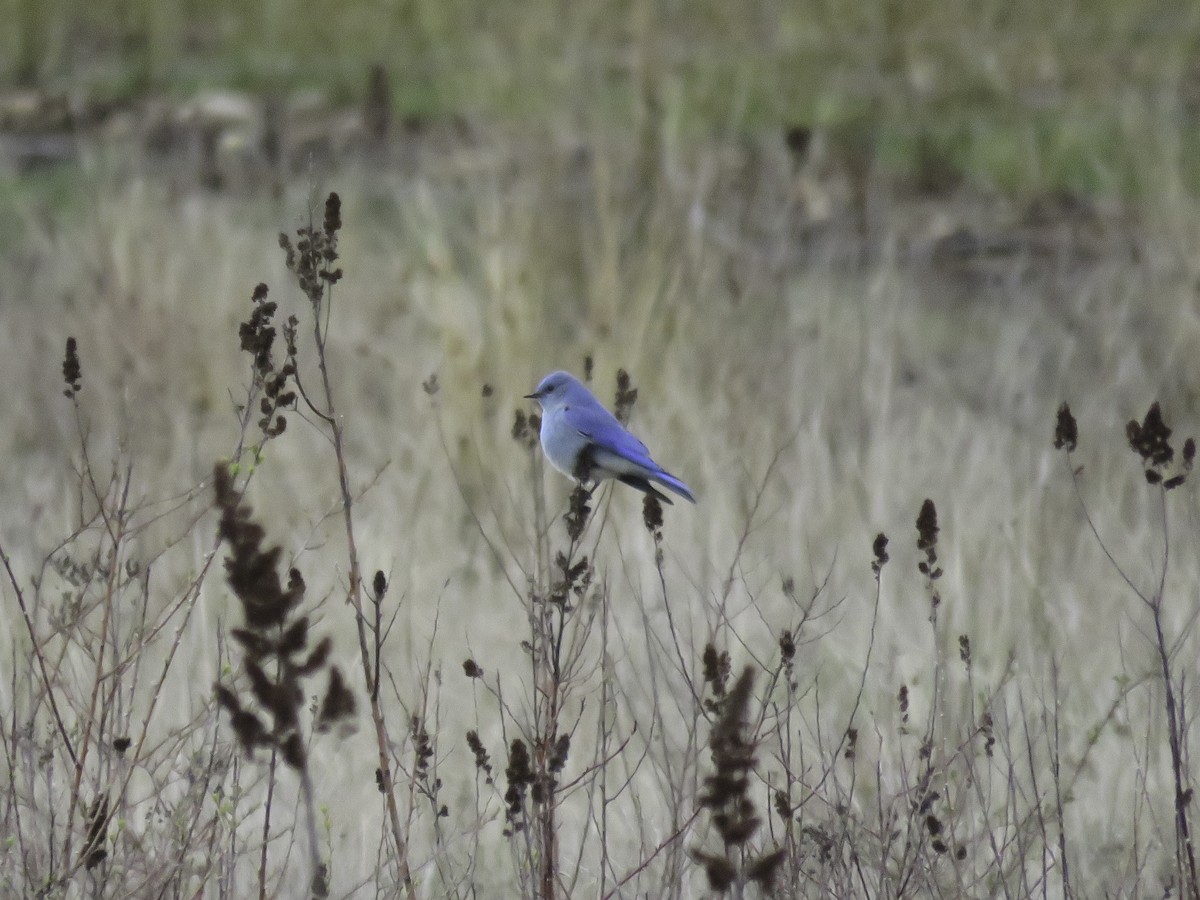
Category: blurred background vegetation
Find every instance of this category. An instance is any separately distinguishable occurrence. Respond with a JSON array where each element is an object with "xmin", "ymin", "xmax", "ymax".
[{"xmin": 4, "ymin": 0, "xmax": 1200, "ymax": 200}]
